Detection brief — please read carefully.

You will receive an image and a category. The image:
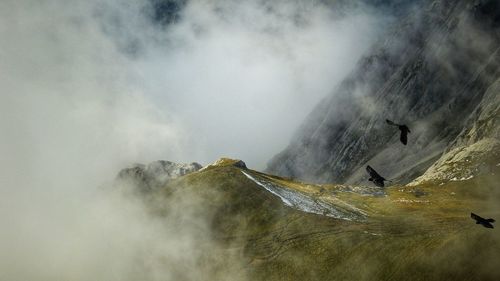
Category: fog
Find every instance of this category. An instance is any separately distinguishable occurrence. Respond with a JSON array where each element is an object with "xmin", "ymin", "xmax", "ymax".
[
  {"xmin": 94, "ymin": 0, "xmax": 384, "ymax": 169},
  {"xmin": 0, "ymin": 0, "xmax": 384, "ymax": 280}
]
